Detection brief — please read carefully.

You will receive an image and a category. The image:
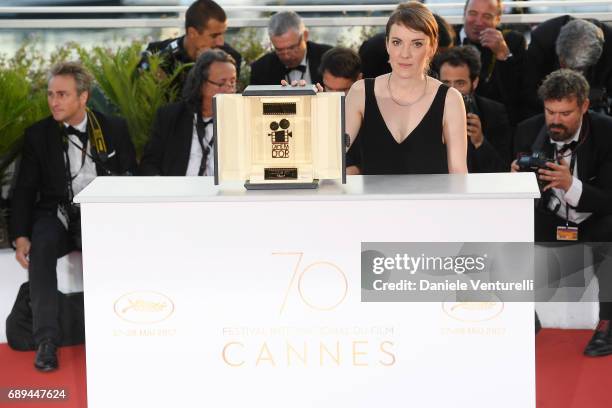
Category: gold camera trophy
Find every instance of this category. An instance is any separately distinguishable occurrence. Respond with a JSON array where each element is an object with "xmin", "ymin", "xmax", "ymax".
[{"xmin": 213, "ymin": 85, "xmax": 346, "ymax": 189}]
